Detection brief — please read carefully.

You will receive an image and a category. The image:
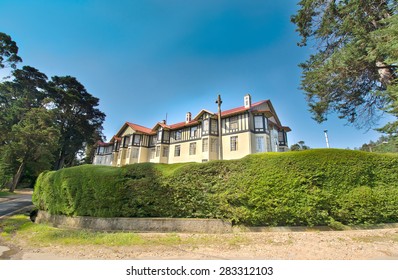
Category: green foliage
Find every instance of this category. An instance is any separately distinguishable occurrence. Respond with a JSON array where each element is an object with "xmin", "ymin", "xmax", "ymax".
[
  {"xmin": 359, "ymin": 134, "xmax": 398, "ymax": 153},
  {"xmin": 291, "ymin": 1, "xmax": 398, "ymax": 129},
  {"xmin": 0, "ymin": 32, "xmax": 22, "ymax": 69},
  {"xmin": 0, "ymin": 64, "xmax": 106, "ymax": 189},
  {"xmin": 290, "ymin": 140, "xmax": 310, "ymax": 151},
  {"xmin": 33, "ymin": 149, "xmax": 398, "ymax": 226},
  {"xmin": 48, "ymin": 76, "xmax": 106, "ymax": 169}
]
